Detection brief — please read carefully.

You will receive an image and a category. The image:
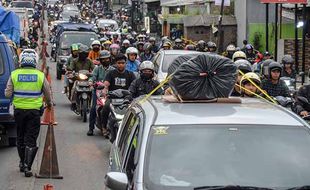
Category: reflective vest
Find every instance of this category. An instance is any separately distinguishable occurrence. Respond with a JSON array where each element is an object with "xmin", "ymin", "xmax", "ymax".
[{"xmin": 11, "ymin": 68, "xmax": 45, "ymax": 110}]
